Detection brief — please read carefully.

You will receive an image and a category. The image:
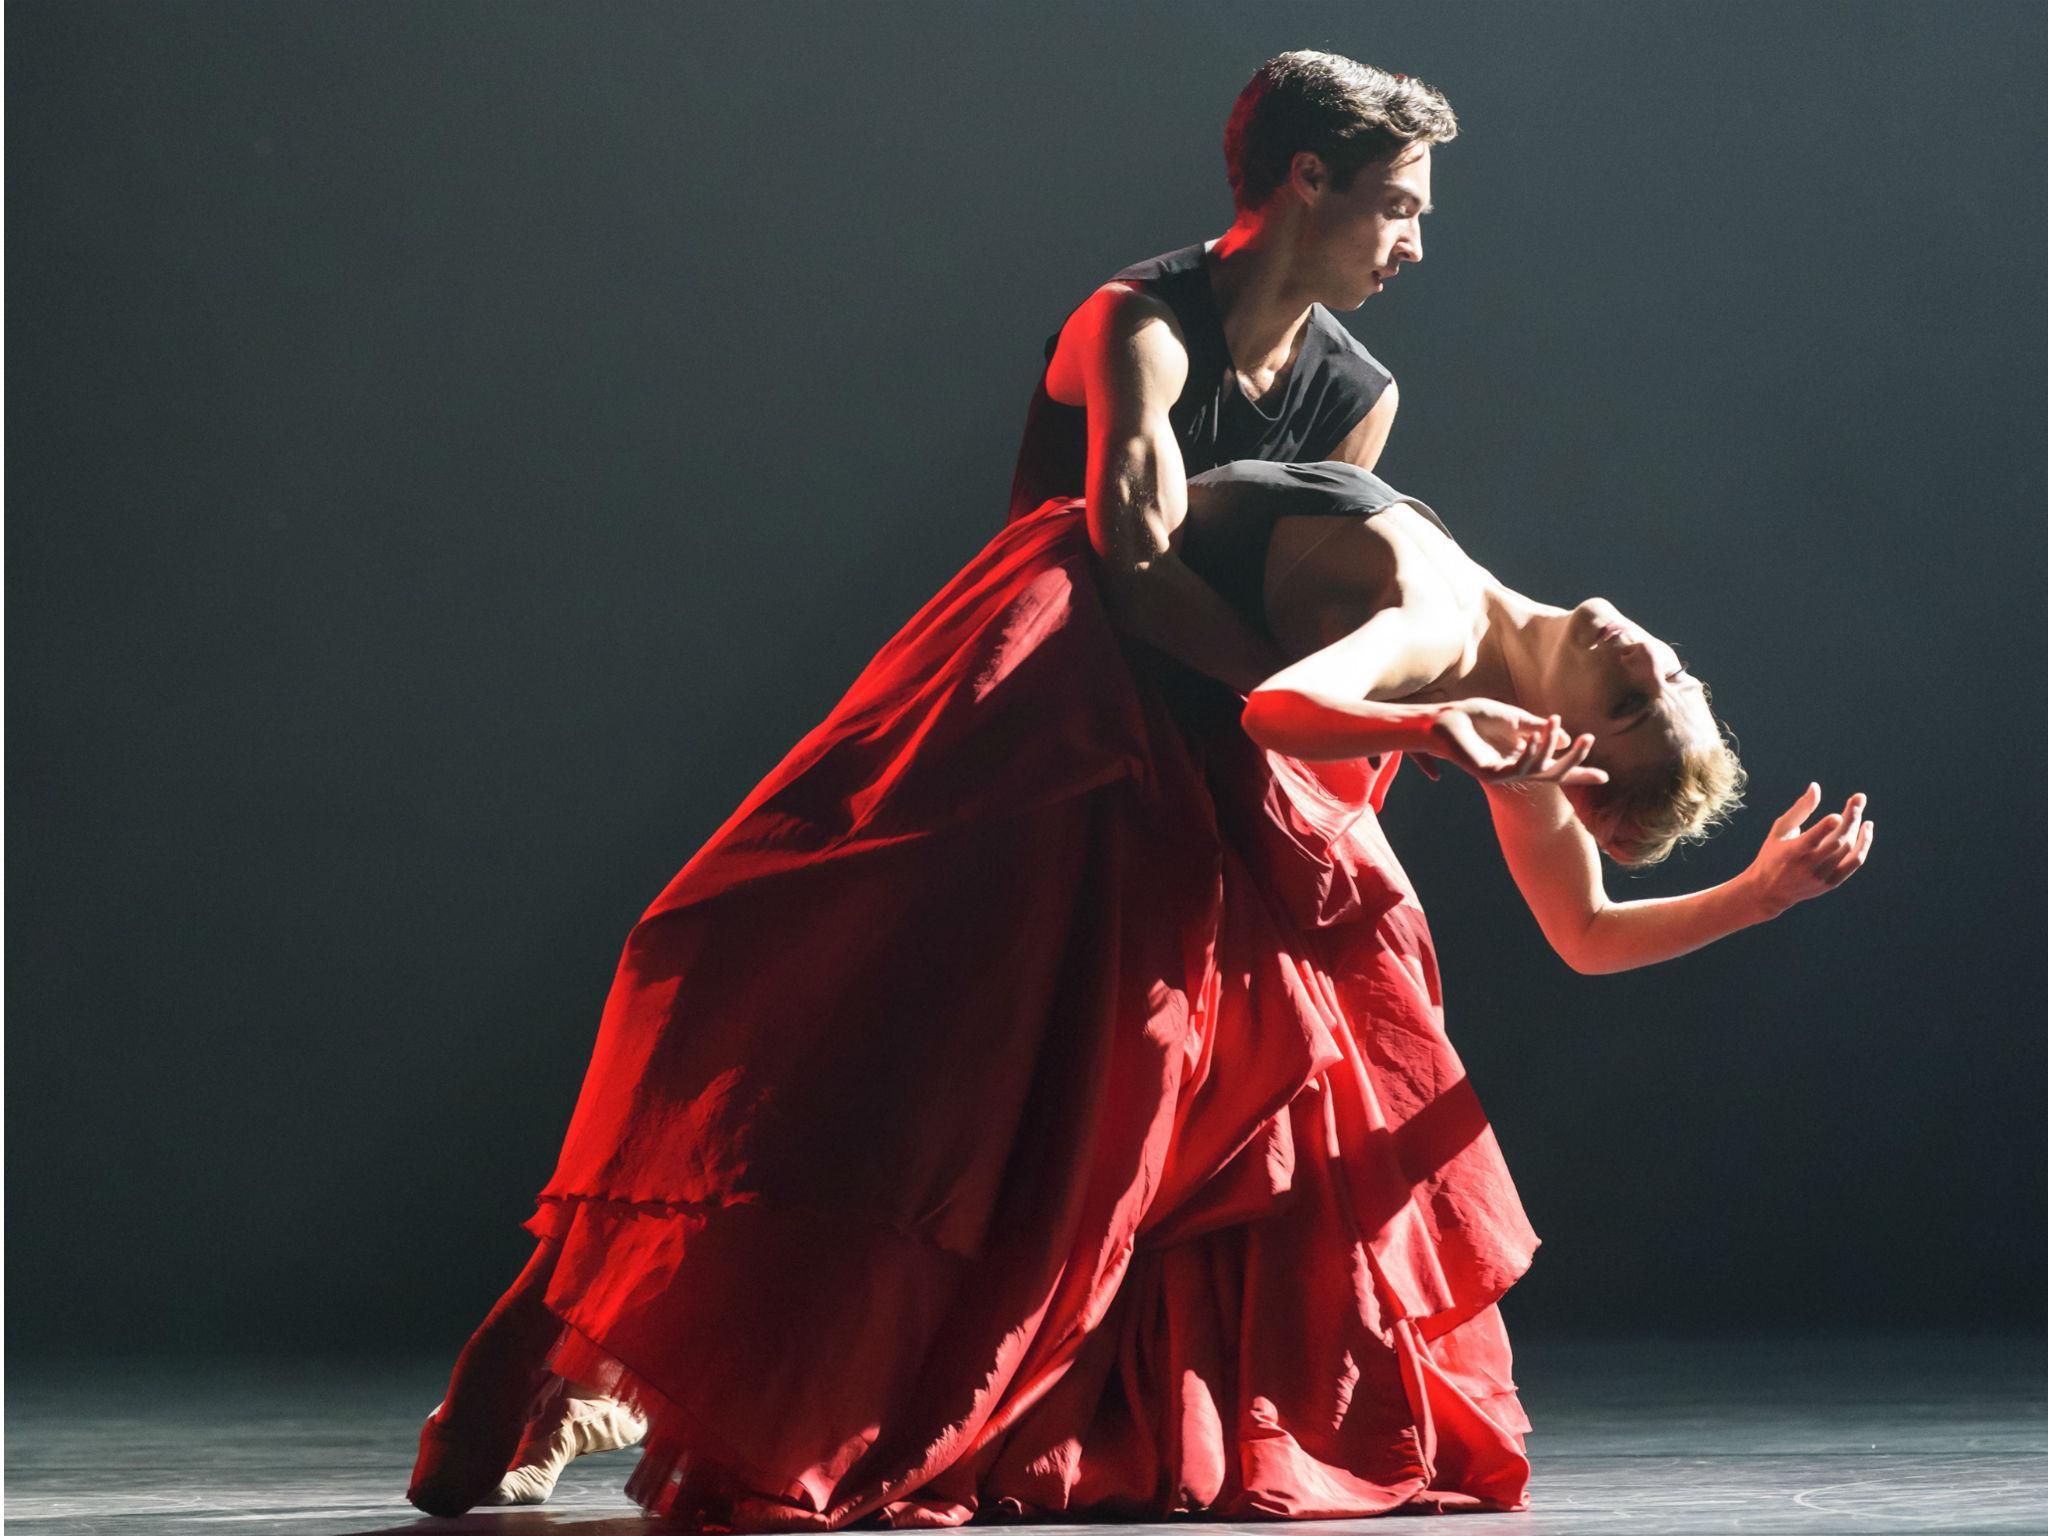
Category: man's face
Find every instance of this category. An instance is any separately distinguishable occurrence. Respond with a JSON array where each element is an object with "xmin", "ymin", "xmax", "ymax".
[{"xmin": 1301, "ymin": 142, "xmax": 1432, "ymax": 310}]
